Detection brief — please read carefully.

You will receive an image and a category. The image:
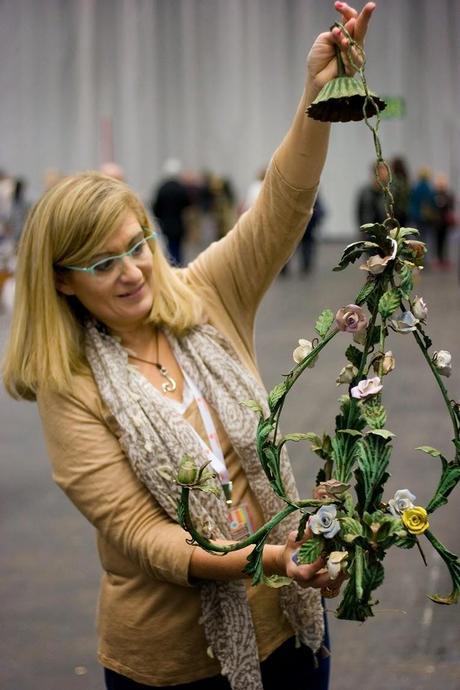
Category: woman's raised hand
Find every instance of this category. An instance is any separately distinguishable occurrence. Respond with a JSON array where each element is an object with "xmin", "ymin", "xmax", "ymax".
[{"xmin": 306, "ymin": 2, "xmax": 376, "ymax": 96}]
